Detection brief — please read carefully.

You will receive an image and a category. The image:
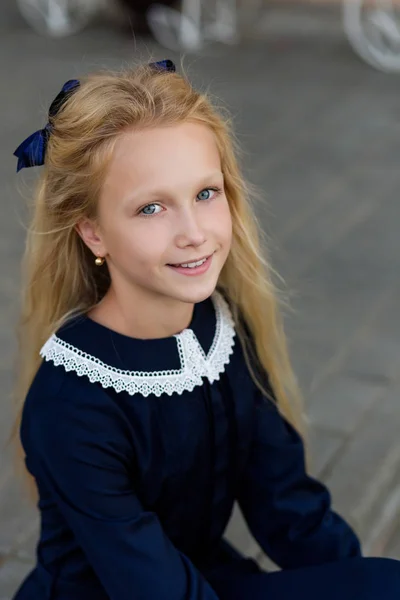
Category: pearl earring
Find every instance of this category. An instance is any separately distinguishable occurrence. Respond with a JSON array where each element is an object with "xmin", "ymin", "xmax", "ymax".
[{"xmin": 95, "ymin": 256, "xmax": 105, "ymax": 266}]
